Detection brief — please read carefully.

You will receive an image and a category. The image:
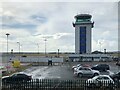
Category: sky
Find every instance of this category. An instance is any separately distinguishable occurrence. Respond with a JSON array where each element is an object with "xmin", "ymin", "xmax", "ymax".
[{"xmin": 0, "ymin": 1, "xmax": 119, "ymax": 53}]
